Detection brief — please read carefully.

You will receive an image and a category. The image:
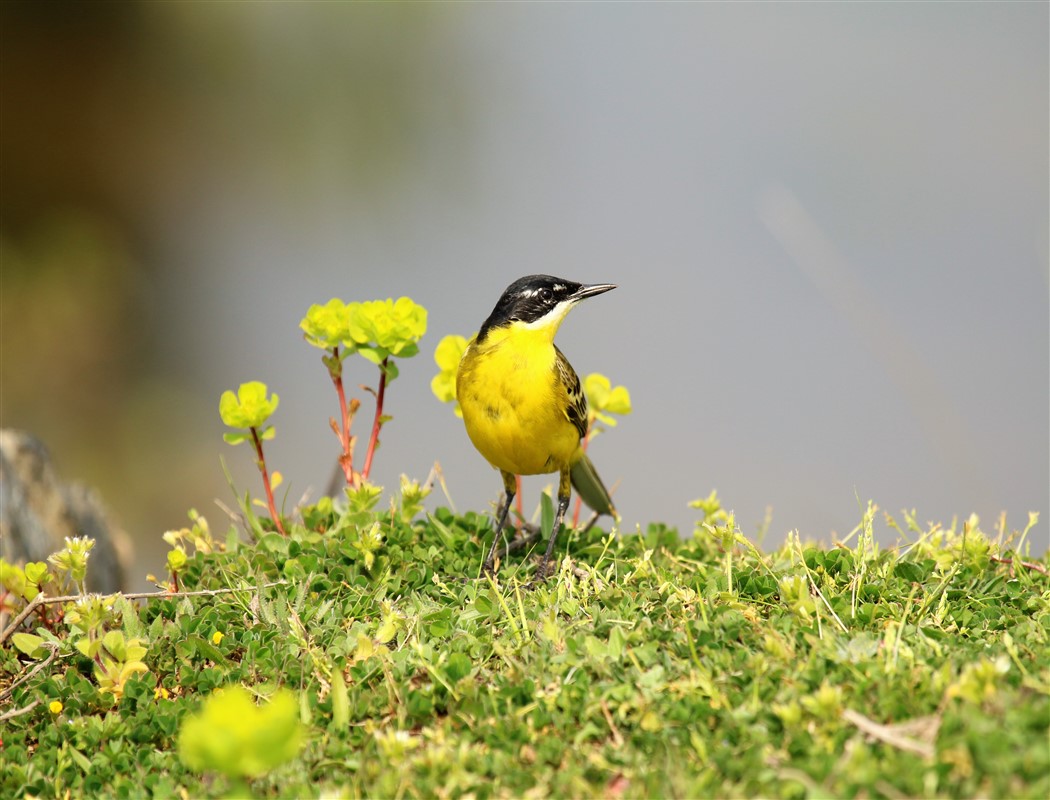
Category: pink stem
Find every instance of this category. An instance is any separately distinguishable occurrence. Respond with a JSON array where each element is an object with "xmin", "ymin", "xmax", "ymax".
[
  {"xmin": 251, "ymin": 426, "xmax": 287, "ymax": 536},
  {"xmin": 361, "ymin": 358, "xmax": 389, "ymax": 481},
  {"xmin": 330, "ymin": 347, "xmax": 357, "ymax": 486}
]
